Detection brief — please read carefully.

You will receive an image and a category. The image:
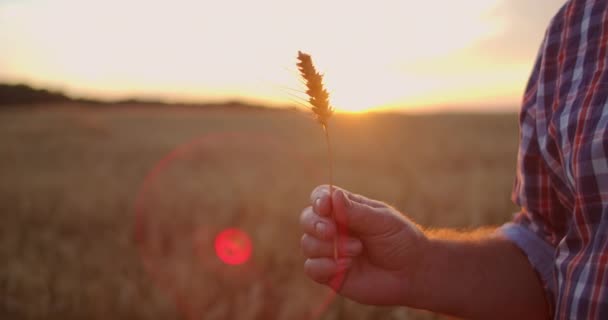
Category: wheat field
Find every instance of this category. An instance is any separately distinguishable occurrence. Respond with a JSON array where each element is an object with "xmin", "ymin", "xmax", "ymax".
[{"xmin": 0, "ymin": 105, "xmax": 520, "ymax": 320}]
